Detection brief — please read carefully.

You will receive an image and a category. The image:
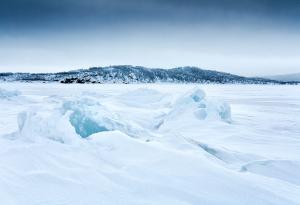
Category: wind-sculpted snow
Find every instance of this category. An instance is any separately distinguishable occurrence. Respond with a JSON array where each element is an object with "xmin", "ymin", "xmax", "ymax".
[
  {"xmin": 241, "ymin": 160, "xmax": 300, "ymax": 186},
  {"xmin": 0, "ymin": 83, "xmax": 299, "ymax": 205}
]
